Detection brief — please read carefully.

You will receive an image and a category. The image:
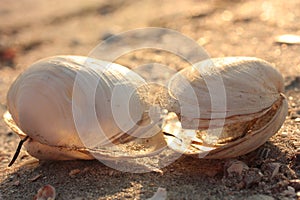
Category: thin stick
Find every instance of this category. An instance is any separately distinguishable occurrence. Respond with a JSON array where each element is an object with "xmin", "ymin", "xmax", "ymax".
[{"xmin": 8, "ymin": 136, "xmax": 29, "ymax": 167}]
